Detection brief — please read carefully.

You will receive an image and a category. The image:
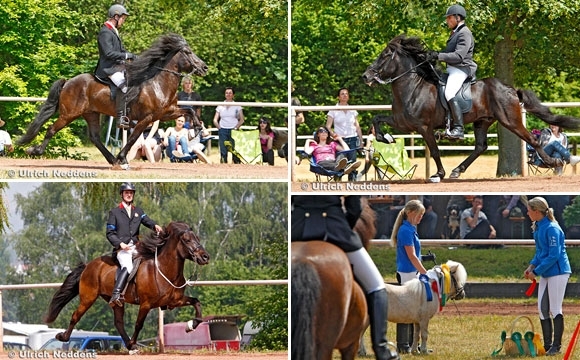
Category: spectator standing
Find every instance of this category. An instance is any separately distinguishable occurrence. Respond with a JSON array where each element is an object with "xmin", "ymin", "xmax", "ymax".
[
  {"xmin": 213, "ymin": 87, "xmax": 244, "ymax": 164},
  {"xmin": 177, "ymin": 76, "xmax": 202, "ymax": 129},
  {"xmin": 524, "ymin": 196, "xmax": 571, "ymax": 356},
  {"xmin": 0, "ymin": 119, "xmax": 14, "ymax": 155},
  {"xmin": 418, "ymin": 197, "xmax": 439, "ymax": 239},
  {"xmin": 326, "ymin": 88, "xmax": 363, "ymax": 180}
]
